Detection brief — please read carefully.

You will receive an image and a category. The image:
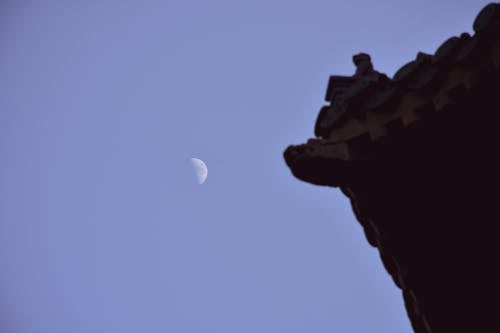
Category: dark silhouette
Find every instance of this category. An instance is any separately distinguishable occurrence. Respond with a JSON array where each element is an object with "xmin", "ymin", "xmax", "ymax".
[
  {"xmin": 284, "ymin": 3, "xmax": 500, "ymax": 332},
  {"xmin": 352, "ymin": 53, "xmax": 383, "ymax": 80}
]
